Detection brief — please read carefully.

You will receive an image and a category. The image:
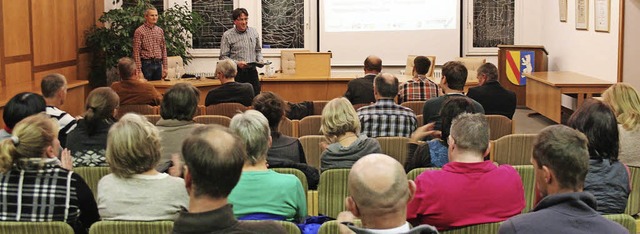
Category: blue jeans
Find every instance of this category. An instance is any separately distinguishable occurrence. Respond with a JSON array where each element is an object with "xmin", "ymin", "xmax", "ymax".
[{"xmin": 142, "ymin": 59, "xmax": 163, "ymax": 81}]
